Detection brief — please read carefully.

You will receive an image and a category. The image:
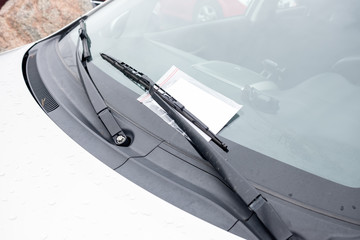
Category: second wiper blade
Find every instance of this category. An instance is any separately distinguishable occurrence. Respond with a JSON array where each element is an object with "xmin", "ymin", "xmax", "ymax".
[
  {"xmin": 101, "ymin": 53, "xmax": 295, "ymax": 240},
  {"xmin": 100, "ymin": 53, "xmax": 229, "ymax": 152}
]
